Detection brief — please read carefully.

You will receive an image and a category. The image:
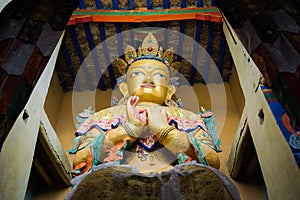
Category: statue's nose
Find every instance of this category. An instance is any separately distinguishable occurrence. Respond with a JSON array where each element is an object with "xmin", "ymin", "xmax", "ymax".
[{"xmin": 143, "ymin": 74, "xmax": 154, "ymax": 84}]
